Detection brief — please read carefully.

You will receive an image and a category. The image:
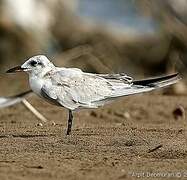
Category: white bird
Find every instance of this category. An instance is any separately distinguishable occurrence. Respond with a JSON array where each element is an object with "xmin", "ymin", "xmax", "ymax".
[{"xmin": 6, "ymin": 55, "xmax": 181, "ymax": 135}]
